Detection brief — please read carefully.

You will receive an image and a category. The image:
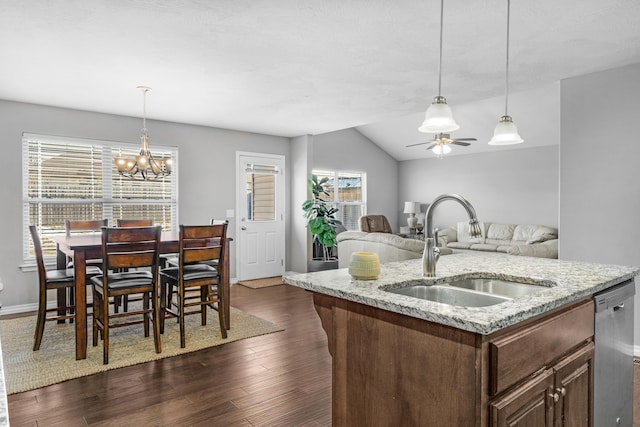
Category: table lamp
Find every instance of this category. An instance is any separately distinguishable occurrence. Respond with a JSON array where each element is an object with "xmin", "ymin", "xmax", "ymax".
[{"xmin": 403, "ymin": 201, "xmax": 420, "ymax": 228}]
